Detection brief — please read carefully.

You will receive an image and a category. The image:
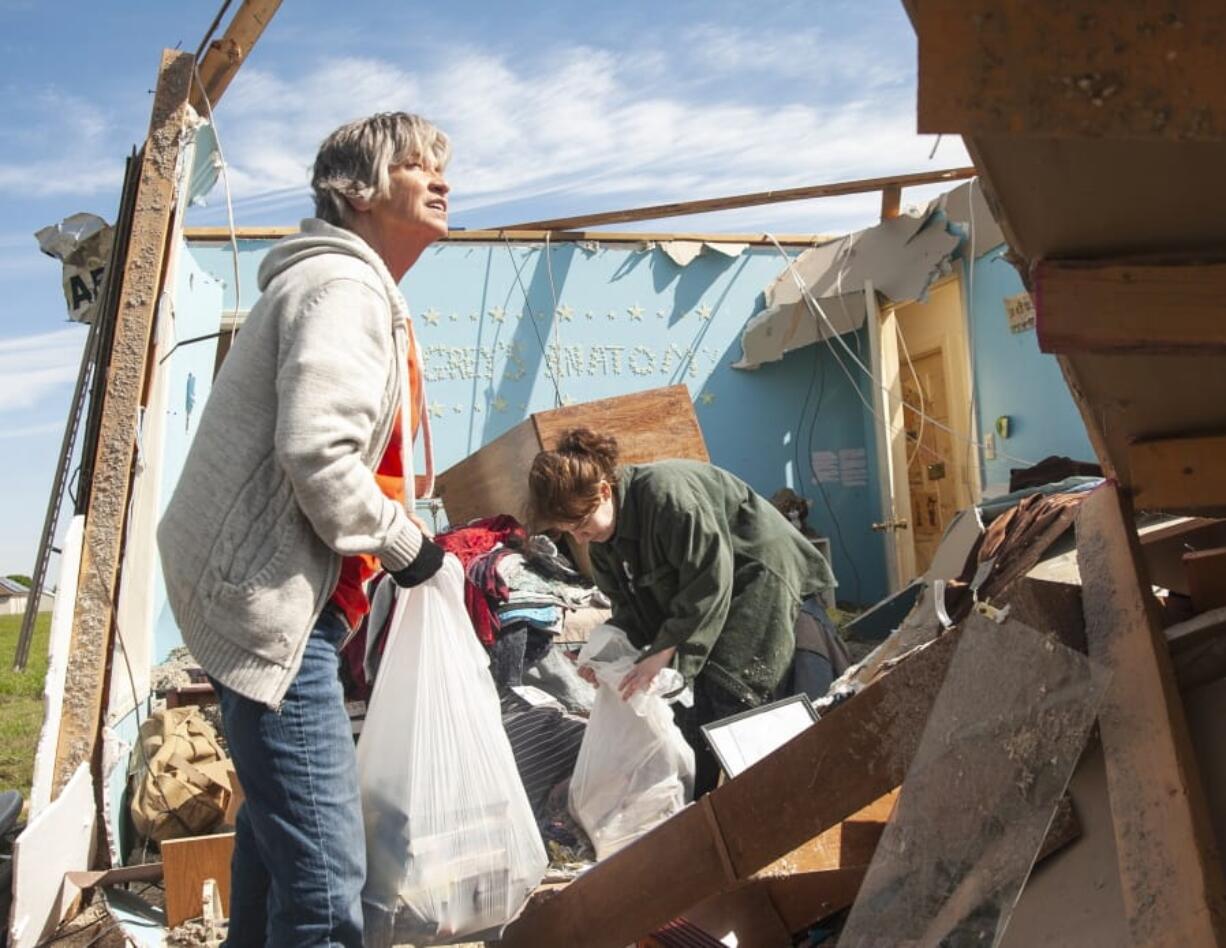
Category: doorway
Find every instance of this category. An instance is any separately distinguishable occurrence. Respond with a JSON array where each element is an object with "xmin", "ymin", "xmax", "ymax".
[{"xmin": 885, "ymin": 274, "xmax": 979, "ymax": 580}]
